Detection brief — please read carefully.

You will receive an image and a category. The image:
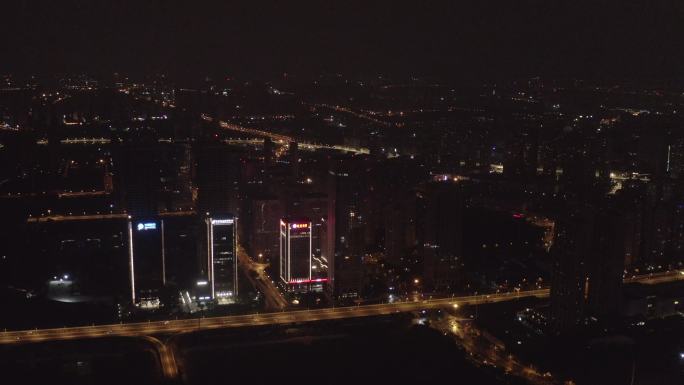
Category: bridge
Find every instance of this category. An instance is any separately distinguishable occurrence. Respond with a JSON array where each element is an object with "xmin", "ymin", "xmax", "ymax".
[
  {"xmin": 3, "ymin": 270, "xmax": 683, "ymax": 345},
  {"xmin": 1, "ymin": 270, "xmax": 682, "ymax": 380},
  {"xmin": 2, "ymin": 270, "xmax": 682, "ymax": 345},
  {"xmin": 27, "ymin": 210, "xmax": 196, "ymax": 223},
  {"xmin": 0, "ymin": 289, "xmax": 552, "ymax": 345}
]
